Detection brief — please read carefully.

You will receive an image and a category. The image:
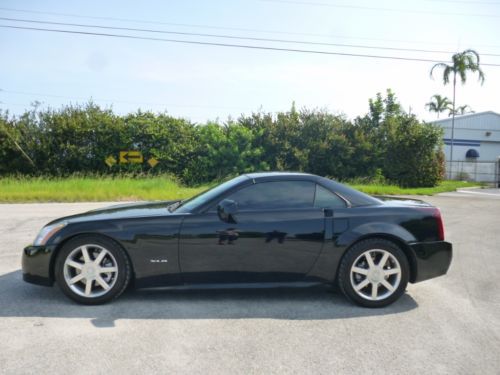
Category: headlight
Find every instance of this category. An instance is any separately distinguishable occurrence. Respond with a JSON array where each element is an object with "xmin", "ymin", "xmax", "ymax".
[{"xmin": 33, "ymin": 222, "xmax": 67, "ymax": 246}]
